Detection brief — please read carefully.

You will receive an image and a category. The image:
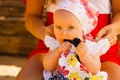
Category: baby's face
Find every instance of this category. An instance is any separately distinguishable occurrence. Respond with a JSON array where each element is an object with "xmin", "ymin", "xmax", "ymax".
[{"xmin": 54, "ymin": 10, "xmax": 84, "ymax": 43}]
